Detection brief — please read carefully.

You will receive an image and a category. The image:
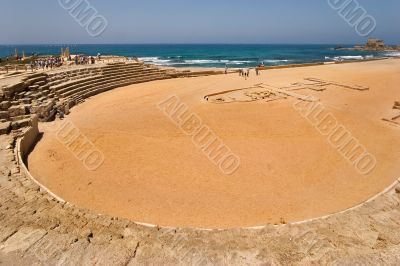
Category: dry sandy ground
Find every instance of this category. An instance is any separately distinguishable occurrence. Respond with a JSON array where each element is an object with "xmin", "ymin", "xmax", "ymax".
[{"xmin": 28, "ymin": 59, "xmax": 400, "ymax": 229}]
